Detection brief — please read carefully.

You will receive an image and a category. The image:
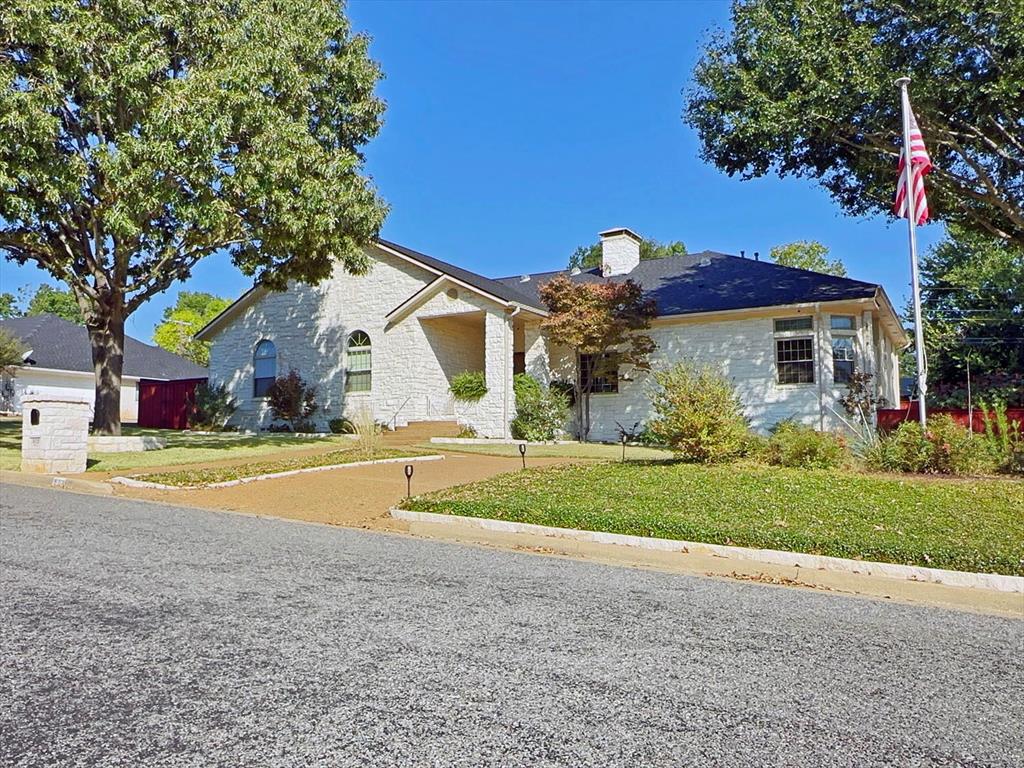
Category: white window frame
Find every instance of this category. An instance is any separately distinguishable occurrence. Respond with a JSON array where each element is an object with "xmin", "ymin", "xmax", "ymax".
[
  {"xmin": 253, "ymin": 339, "xmax": 277, "ymax": 398},
  {"xmin": 345, "ymin": 331, "xmax": 372, "ymax": 394},
  {"xmin": 773, "ymin": 317, "xmax": 815, "ymax": 386},
  {"xmin": 830, "ymin": 315, "xmax": 858, "ymax": 386}
]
